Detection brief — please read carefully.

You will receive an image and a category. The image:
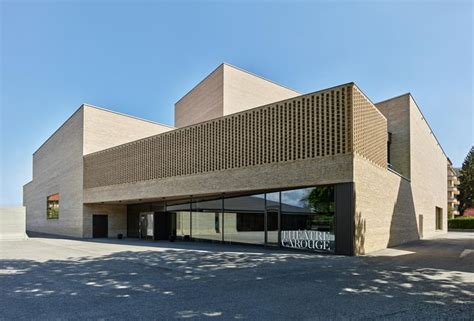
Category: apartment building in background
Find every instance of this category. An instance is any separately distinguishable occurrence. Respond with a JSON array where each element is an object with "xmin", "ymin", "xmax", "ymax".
[
  {"xmin": 447, "ymin": 159, "xmax": 460, "ymax": 217},
  {"xmin": 23, "ymin": 63, "xmax": 448, "ymax": 255}
]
